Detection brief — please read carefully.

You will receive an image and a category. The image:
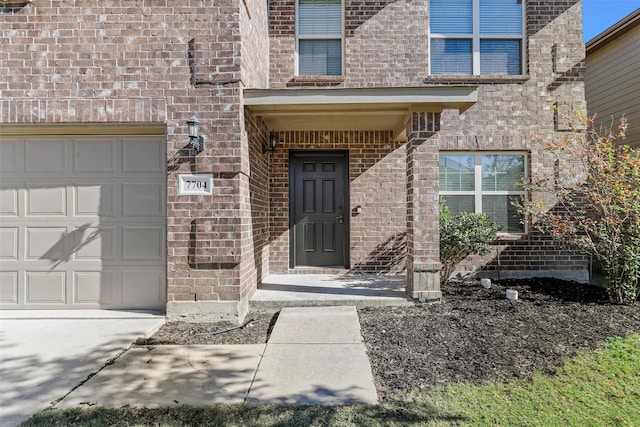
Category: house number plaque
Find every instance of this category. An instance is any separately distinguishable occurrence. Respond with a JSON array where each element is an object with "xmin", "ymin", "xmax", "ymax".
[{"xmin": 178, "ymin": 174, "xmax": 213, "ymax": 196}]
